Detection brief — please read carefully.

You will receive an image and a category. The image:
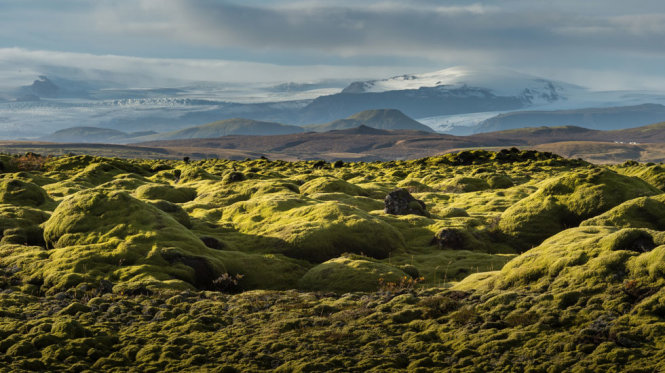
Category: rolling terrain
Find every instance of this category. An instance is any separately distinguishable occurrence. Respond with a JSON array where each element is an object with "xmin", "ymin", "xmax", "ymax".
[
  {"xmin": 40, "ymin": 109, "xmax": 433, "ymax": 143},
  {"xmin": 0, "ymin": 151, "xmax": 664, "ymax": 371},
  {"xmin": 132, "ymin": 118, "xmax": 306, "ymax": 141},
  {"xmin": 135, "ymin": 121, "xmax": 665, "ymax": 163},
  {"xmin": 7, "ymin": 120, "xmax": 665, "ymax": 163}
]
